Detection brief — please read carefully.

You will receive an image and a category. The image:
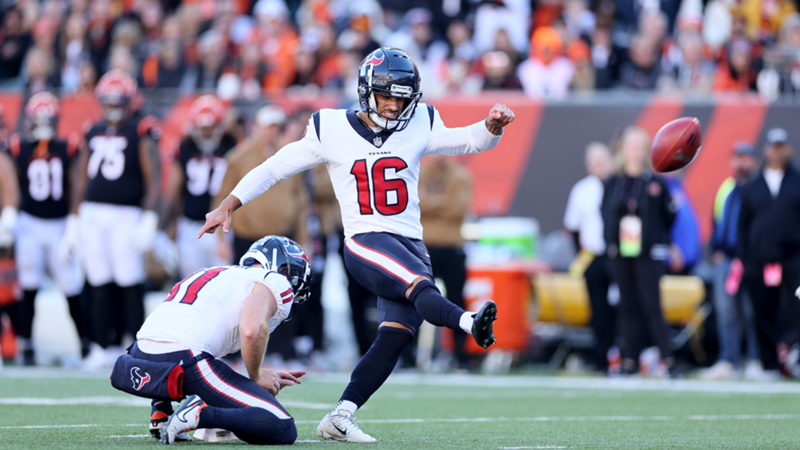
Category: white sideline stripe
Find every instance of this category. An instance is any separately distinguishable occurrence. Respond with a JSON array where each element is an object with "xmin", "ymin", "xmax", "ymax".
[
  {"xmin": 501, "ymin": 447, "xmax": 567, "ymax": 449},
  {"xmin": 196, "ymin": 359, "xmax": 291, "ymax": 419},
  {"xmin": 107, "ymin": 435, "xmax": 149, "ymax": 438},
  {"xmin": 3, "ymin": 414, "xmax": 799, "ymax": 431},
  {"xmin": 0, "ymin": 397, "xmax": 151, "ymax": 406},
  {"xmin": 0, "ymin": 396, "xmax": 329, "ymax": 410},
  {"xmin": 281, "ymin": 400, "xmax": 334, "ymax": 410},
  {"xmin": 305, "ymin": 373, "xmax": 800, "ymax": 395},
  {"xmin": 345, "ymin": 237, "xmax": 419, "ymax": 284},
  {"xmin": 293, "ymin": 414, "xmax": 800, "ymax": 425},
  {"xmin": 0, "ymin": 424, "xmax": 142, "ymax": 430}
]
